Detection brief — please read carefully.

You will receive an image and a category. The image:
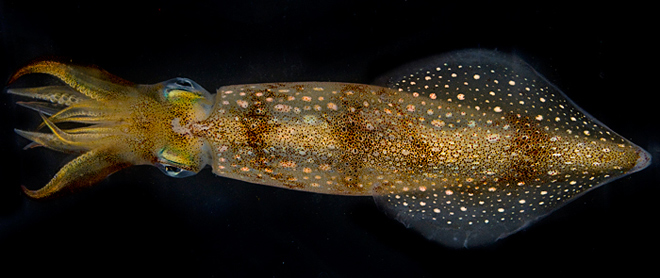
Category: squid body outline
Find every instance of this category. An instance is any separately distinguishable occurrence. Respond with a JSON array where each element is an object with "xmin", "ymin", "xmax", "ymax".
[{"xmin": 7, "ymin": 49, "xmax": 651, "ymax": 248}]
